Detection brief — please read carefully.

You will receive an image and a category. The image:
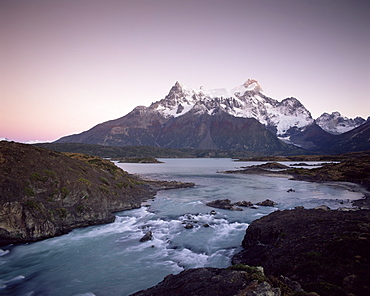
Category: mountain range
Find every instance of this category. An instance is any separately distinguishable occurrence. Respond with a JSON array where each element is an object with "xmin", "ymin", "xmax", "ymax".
[{"xmin": 56, "ymin": 80, "xmax": 369, "ymax": 154}]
